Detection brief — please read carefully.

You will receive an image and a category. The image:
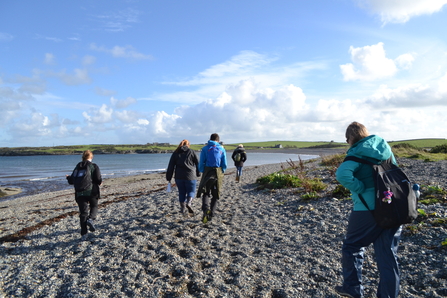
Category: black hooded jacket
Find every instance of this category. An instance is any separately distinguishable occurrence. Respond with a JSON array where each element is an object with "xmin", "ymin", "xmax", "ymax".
[
  {"xmin": 166, "ymin": 146, "xmax": 200, "ymax": 181},
  {"xmin": 231, "ymin": 148, "xmax": 247, "ymax": 167}
]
